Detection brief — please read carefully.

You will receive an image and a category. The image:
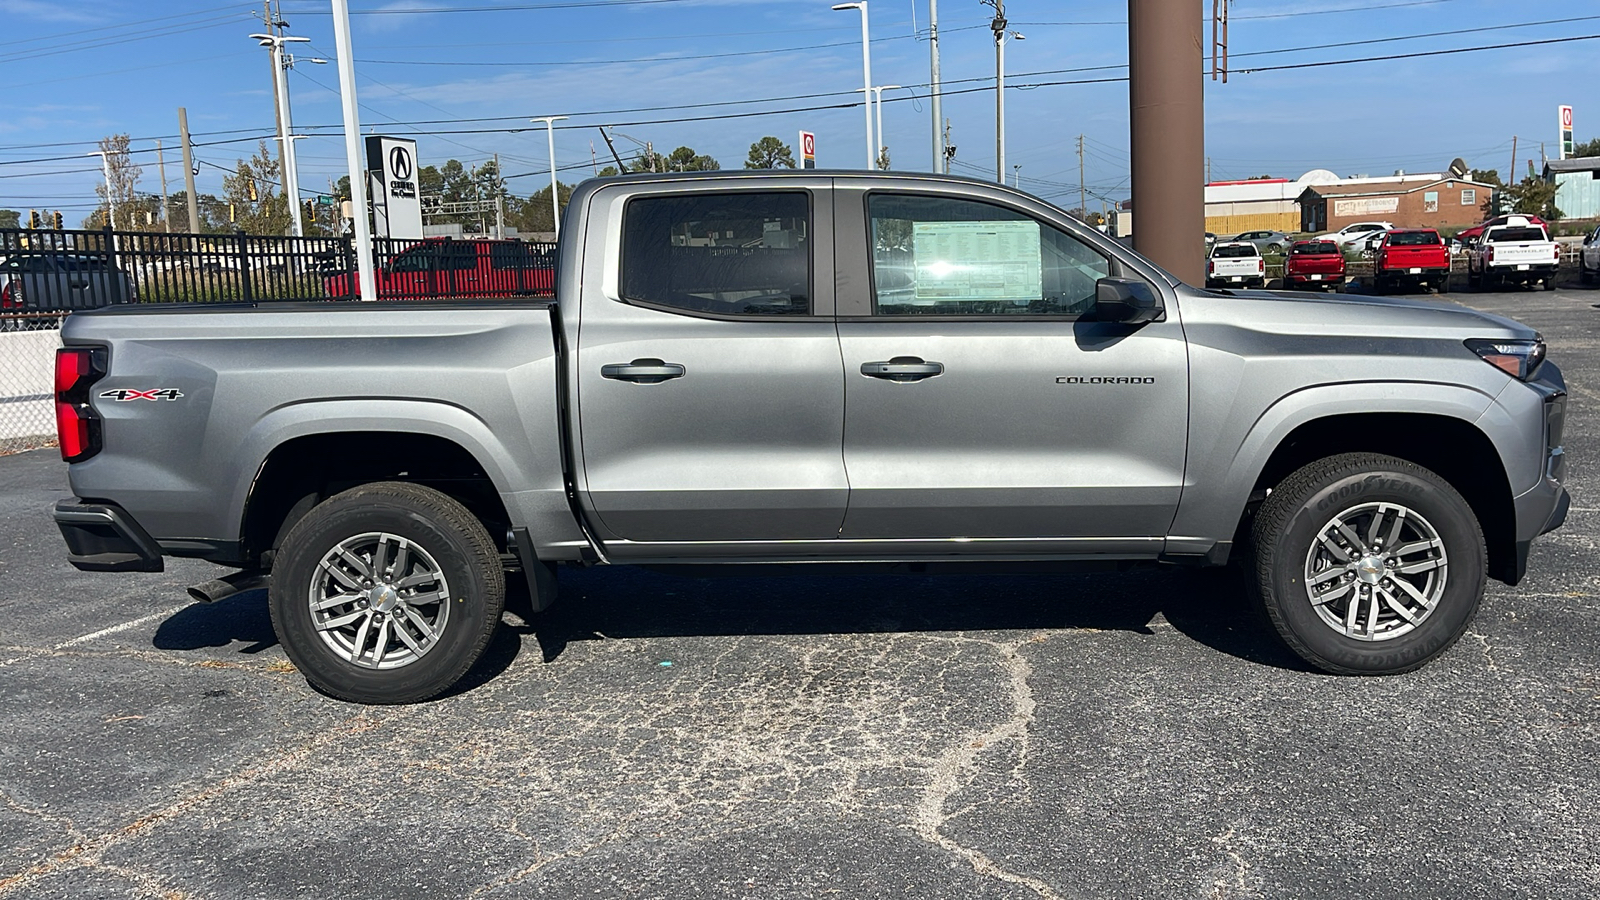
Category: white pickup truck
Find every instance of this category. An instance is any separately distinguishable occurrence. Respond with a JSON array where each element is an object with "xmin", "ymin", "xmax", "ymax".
[
  {"xmin": 1205, "ymin": 241, "xmax": 1266, "ymax": 289},
  {"xmin": 1466, "ymin": 217, "xmax": 1561, "ymax": 291}
]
